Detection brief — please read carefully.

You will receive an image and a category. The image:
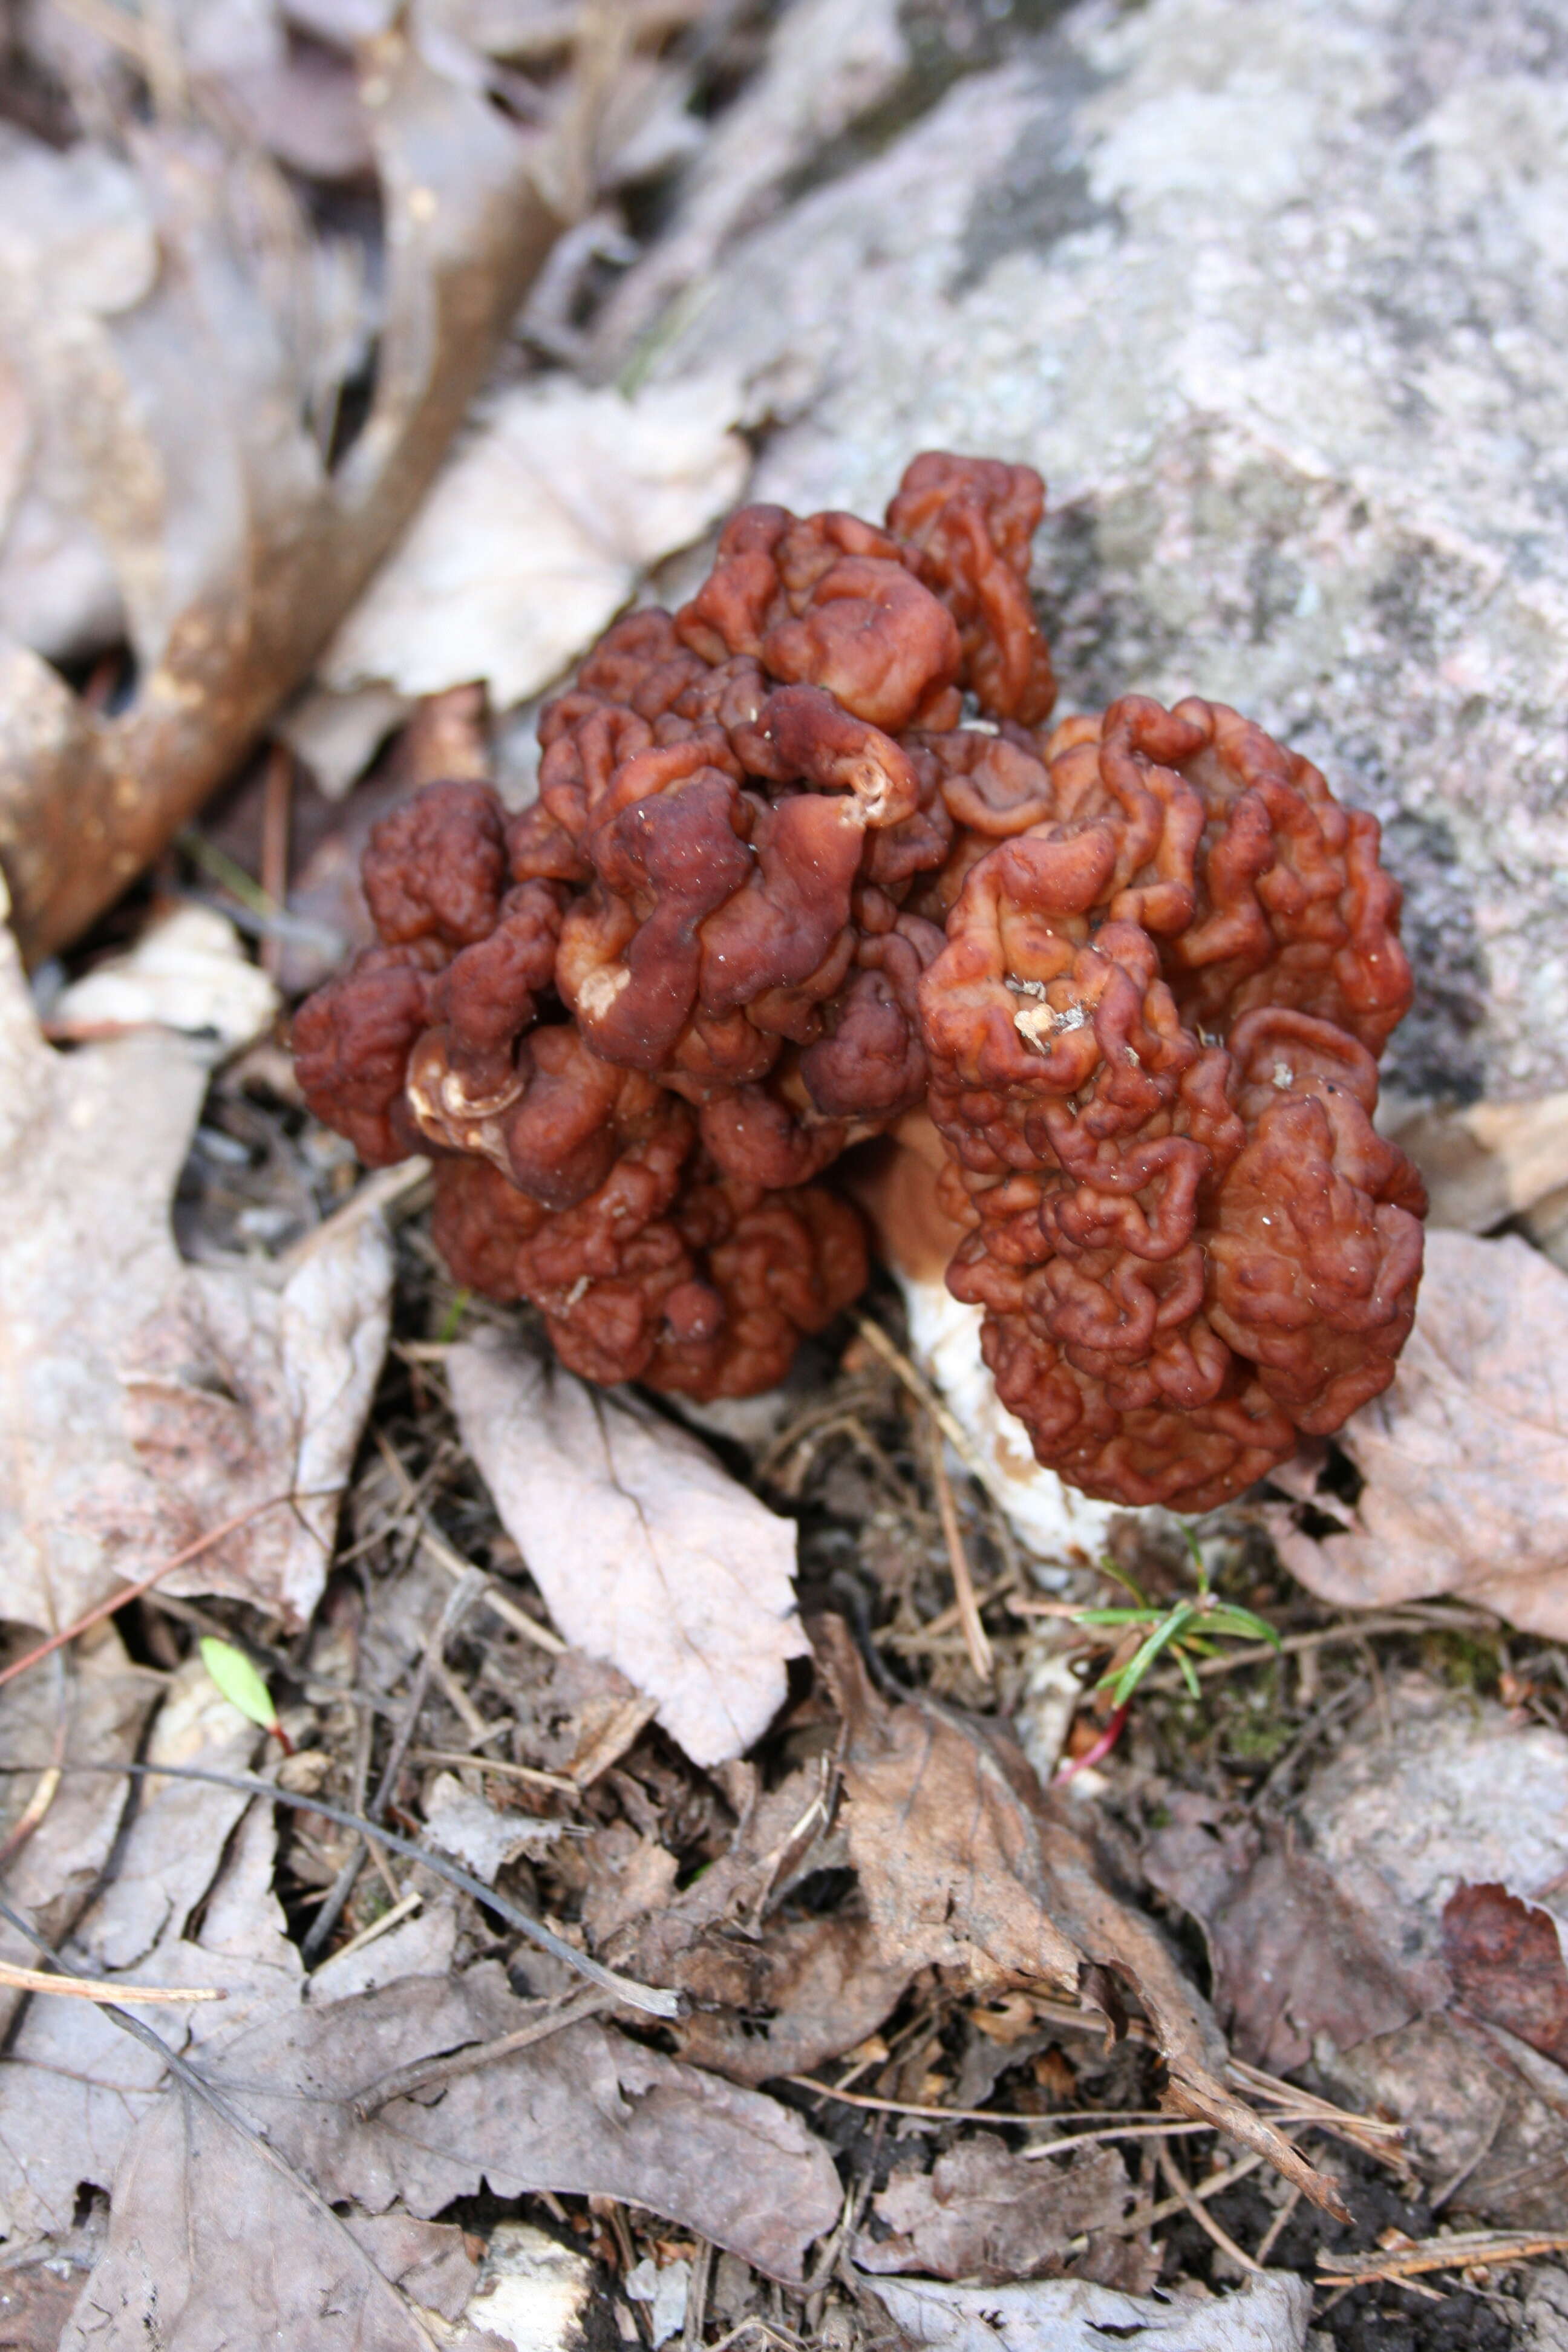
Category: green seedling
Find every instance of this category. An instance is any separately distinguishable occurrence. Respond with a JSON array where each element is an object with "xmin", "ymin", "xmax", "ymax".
[
  {"xmin": 1073, "ymin": 1528, "xmax": 1281, "ymax": 1708},
  {"xmin": 198, "ymin": 1637, "xmax": 281, "ymax": 1736}
]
